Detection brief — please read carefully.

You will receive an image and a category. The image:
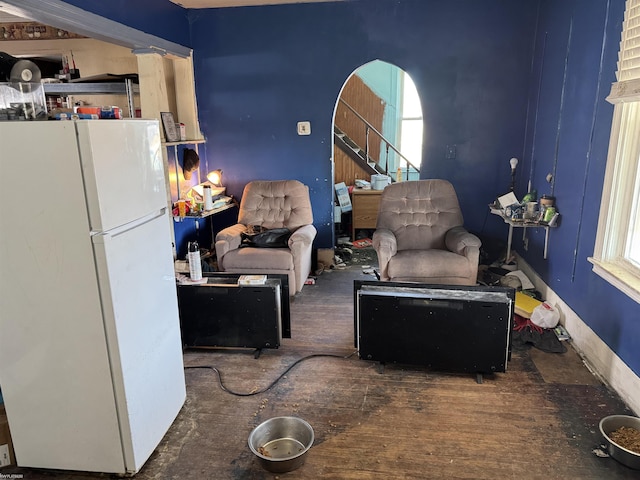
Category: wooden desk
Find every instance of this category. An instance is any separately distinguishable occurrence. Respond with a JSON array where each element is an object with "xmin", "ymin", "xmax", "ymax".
[{"xmin": 352, "ymin": 189, "xmax": 383, "ymax": 240}]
